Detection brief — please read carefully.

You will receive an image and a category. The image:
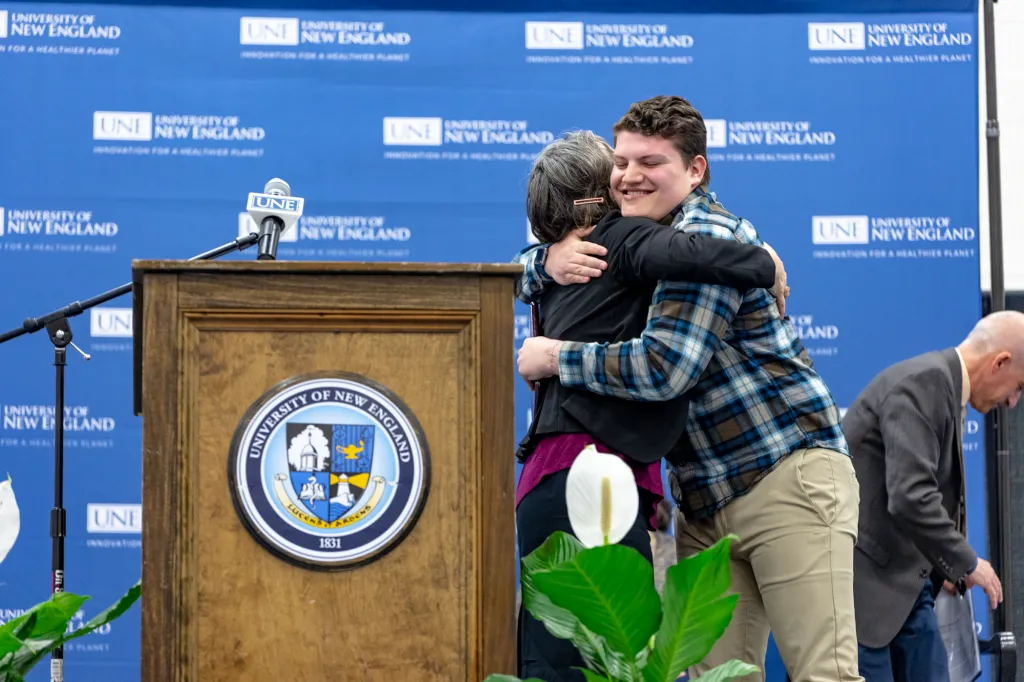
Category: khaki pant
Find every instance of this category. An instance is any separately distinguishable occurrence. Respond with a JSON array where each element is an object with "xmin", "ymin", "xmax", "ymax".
[{"xmin": 675, "ymin": 447, "xmax": 863, "ymax": 682}]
